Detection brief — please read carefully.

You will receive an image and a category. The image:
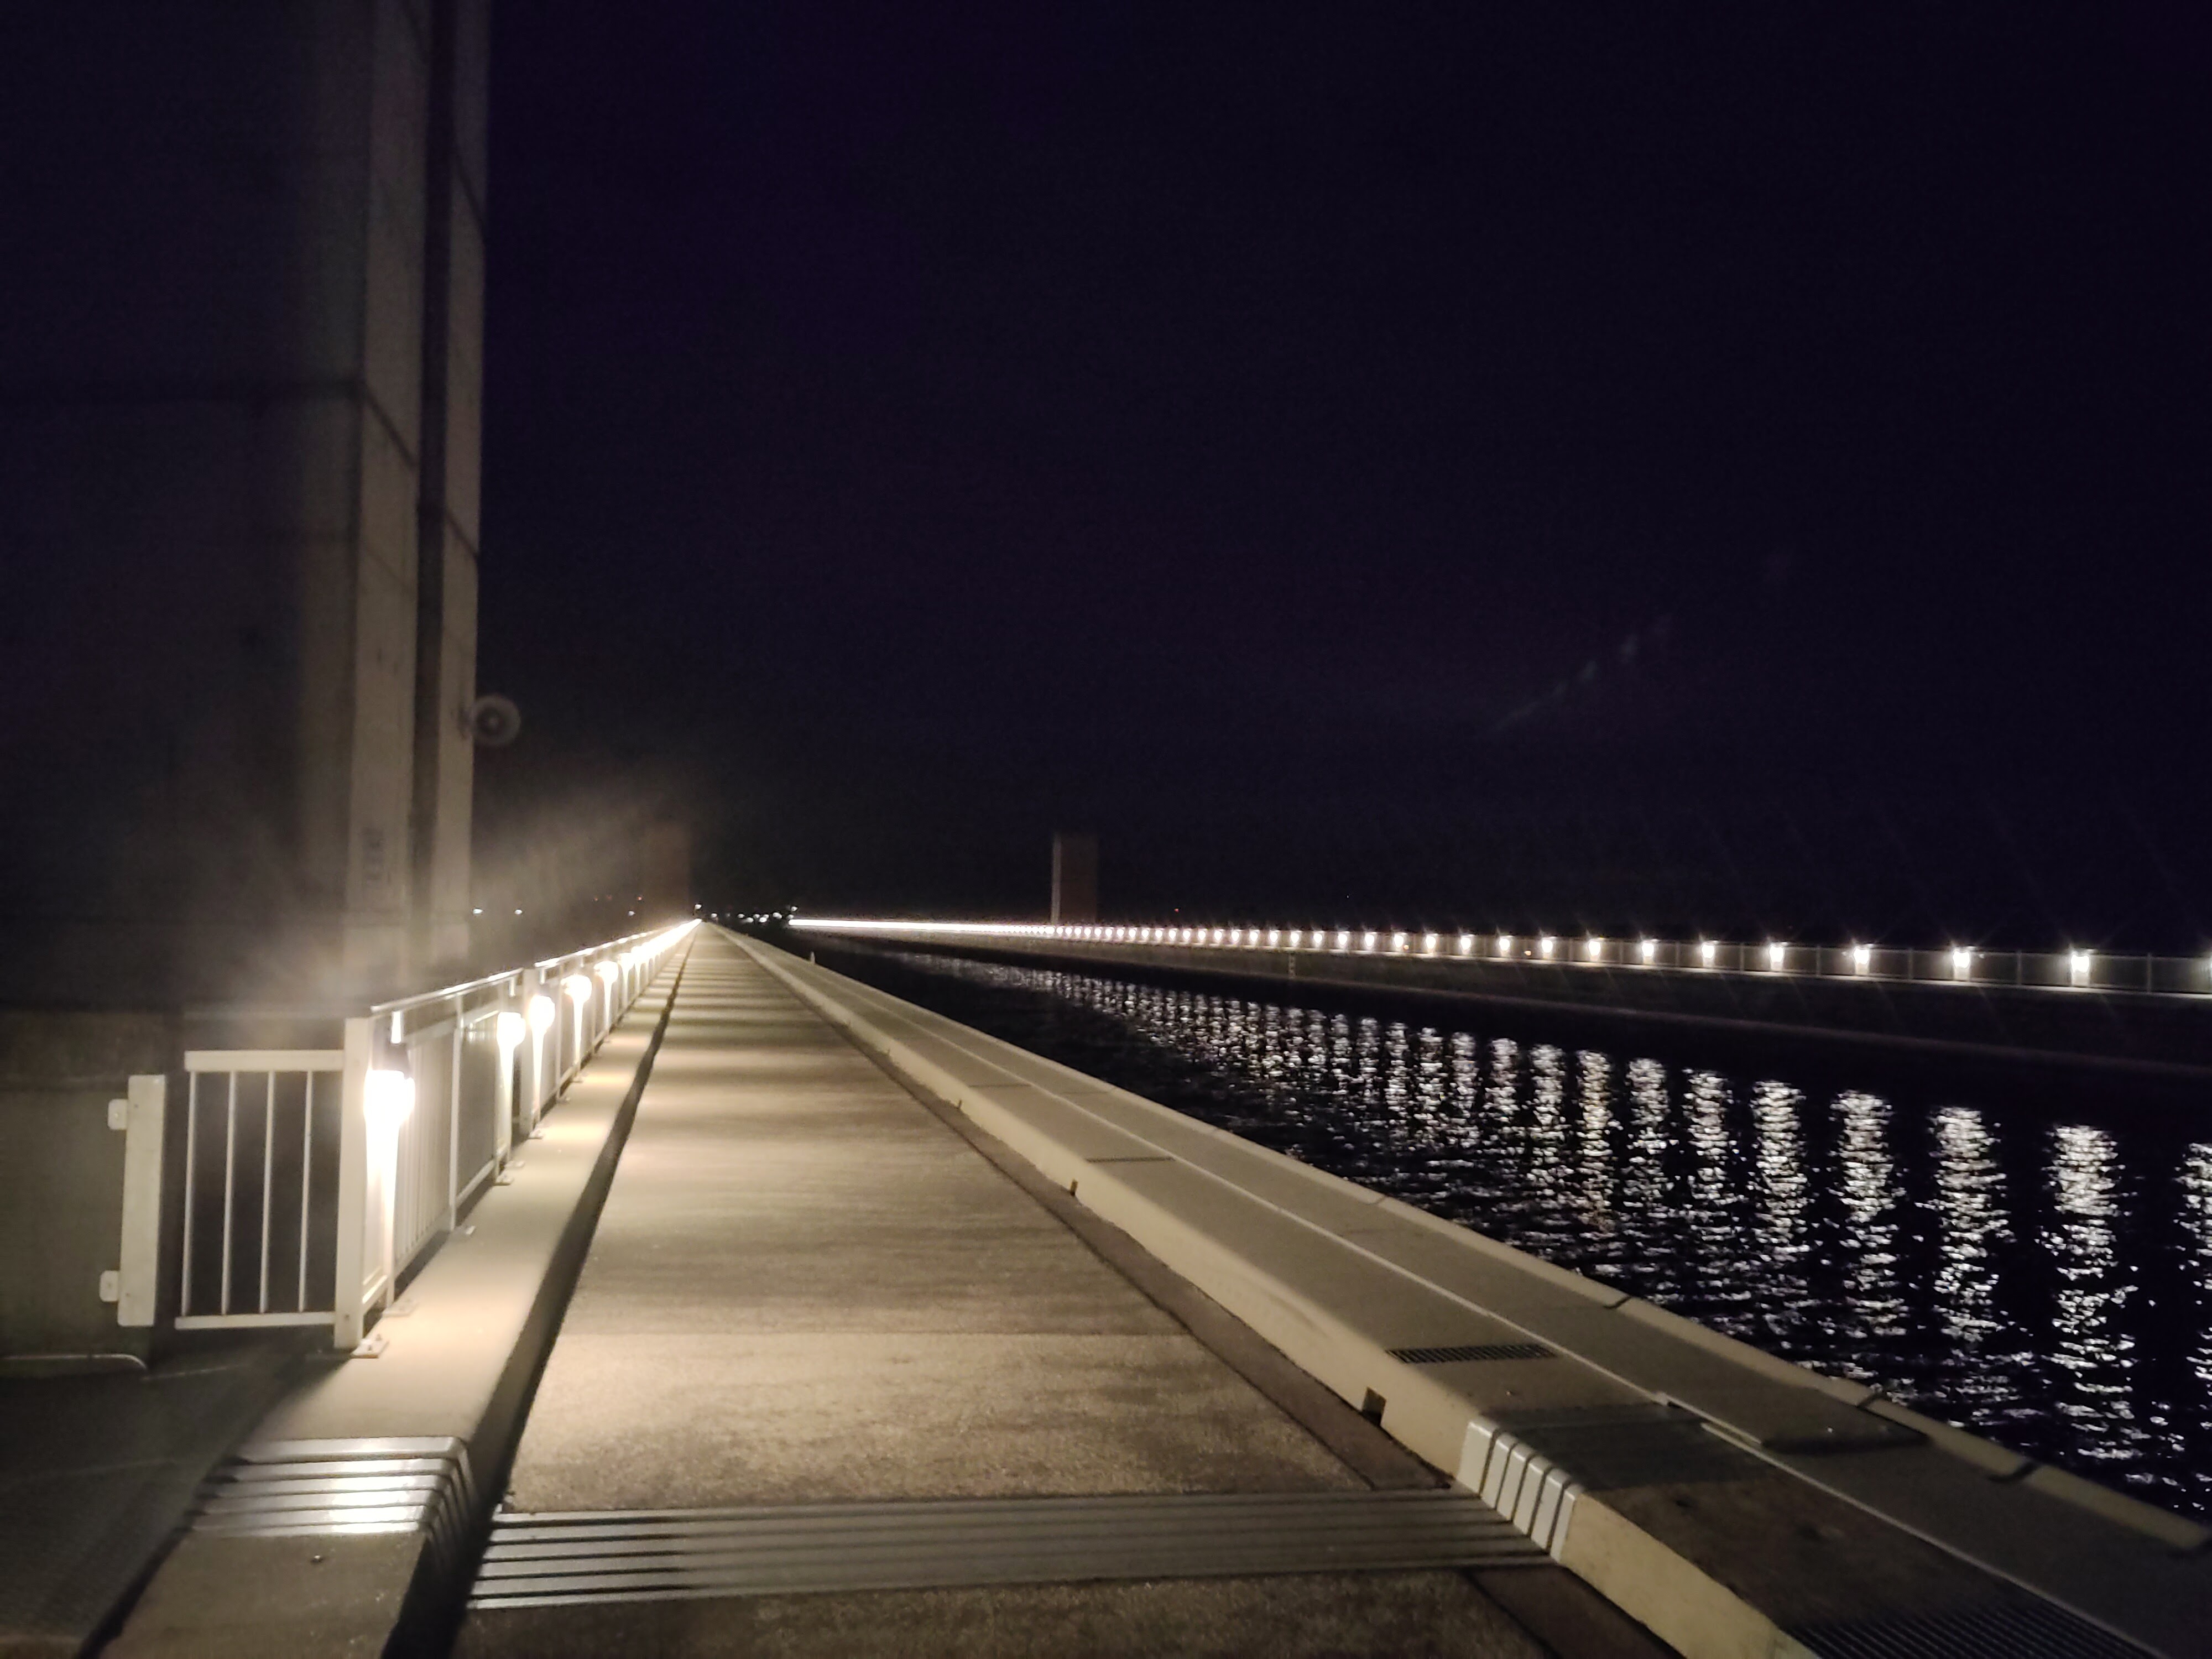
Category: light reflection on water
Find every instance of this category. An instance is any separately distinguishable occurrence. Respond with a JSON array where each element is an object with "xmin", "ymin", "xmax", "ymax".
[{"xmin": 832, "ymin": 944, "xmax": 2212, "ymax": 1520}]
